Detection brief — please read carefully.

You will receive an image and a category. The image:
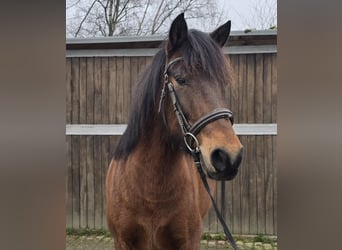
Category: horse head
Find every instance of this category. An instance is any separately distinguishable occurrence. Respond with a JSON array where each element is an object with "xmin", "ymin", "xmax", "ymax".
[{"xmin": 162, "ymin": 13, "xmax": 243, "ymax": 181}]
